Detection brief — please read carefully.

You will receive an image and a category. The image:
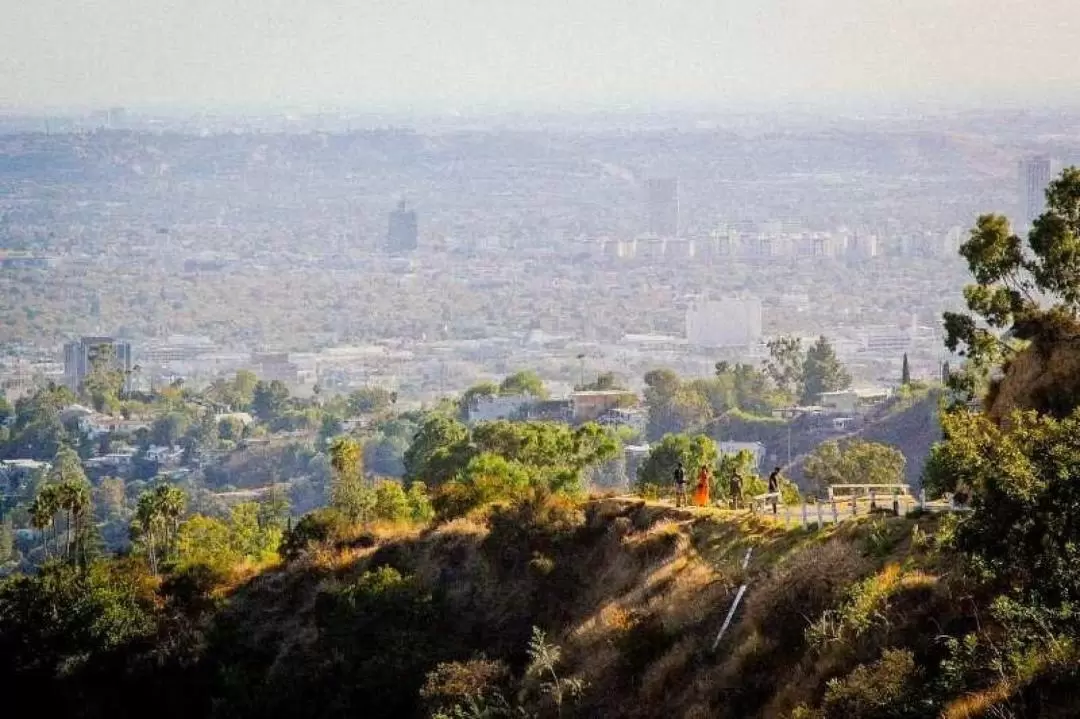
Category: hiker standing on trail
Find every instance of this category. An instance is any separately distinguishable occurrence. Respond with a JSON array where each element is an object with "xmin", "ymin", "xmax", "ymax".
[
  {"xmin": 768, "ymin": 467, "xmax": 782, "ymax": 514},
  {"xmin": 693, "ymin": 465, "xmax": 711, "ymax": 507},
  {"xmin": 729, "ymin": 469, "xmax": 743, "ymax": 510},
  {"xmin": 673, "ymin": 461, "xmax": 688, "ymax": 507}
]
